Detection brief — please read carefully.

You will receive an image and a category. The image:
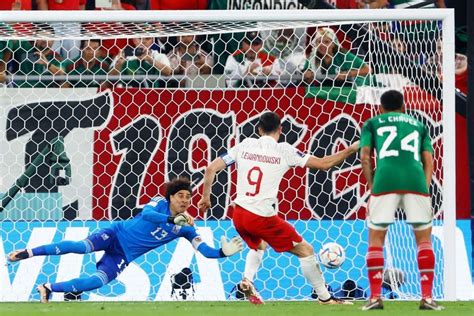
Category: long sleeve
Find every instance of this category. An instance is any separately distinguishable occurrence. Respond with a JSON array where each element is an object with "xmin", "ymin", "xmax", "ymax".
[
  {"xmin": 141, "ymin": 206, "xmax": 170, "ymax": 224},
  {"xmin": 181, "ymin": 227, "xmax": 226, "ymax": 258},
  {"xmin": 196, "ymin": 242, "xmax": 226, "ymax": 258},
  {"xmin": 141, "ymin": 197, "xmax": 170, "ymax": 224}
]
